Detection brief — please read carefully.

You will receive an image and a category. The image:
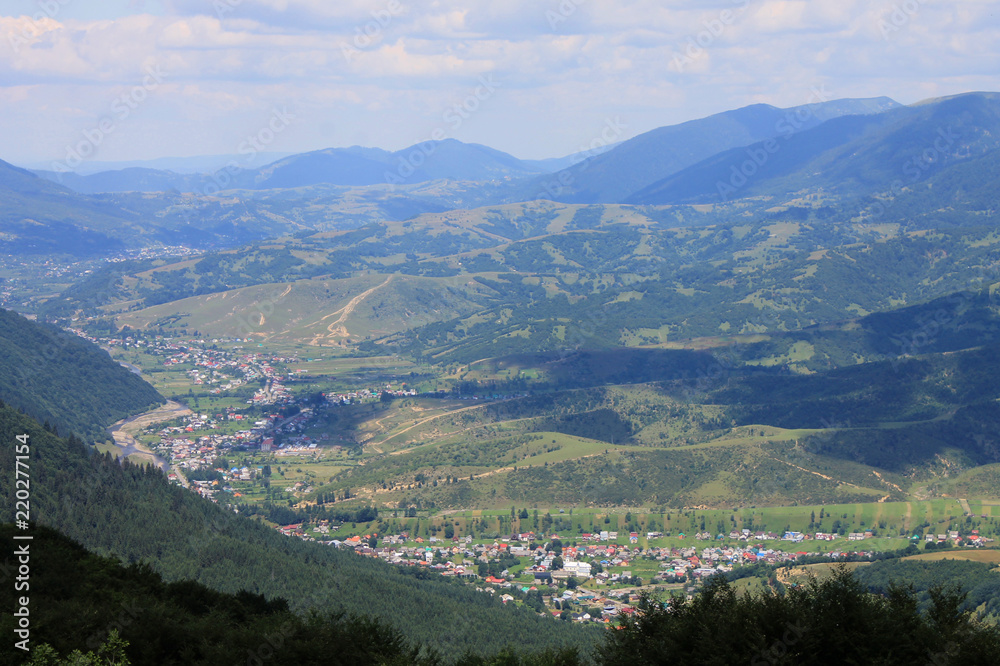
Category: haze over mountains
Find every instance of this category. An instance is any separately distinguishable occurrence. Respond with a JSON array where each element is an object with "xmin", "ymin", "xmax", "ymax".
[
  {"xmin": 6, "ymin": 92, "xmax": 1000, "ymax": 260},
  {"xmin": 28, "ymin": 97, "xmax": 899, "ymax": 198},
  {"xmin": 629, "ymin": 92, "xmax": 1000, "ymax": 205}
]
